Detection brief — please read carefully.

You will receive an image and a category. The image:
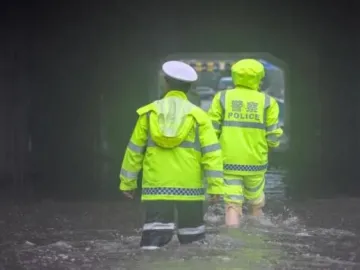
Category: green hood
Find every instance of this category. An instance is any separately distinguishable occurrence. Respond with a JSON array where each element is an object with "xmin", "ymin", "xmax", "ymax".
[
  {"xmin": 231, "ymin": 59, "xmax": 265, "ymax": 90},
  {"xmin": 150, "ymin": 91, "xmax": 196, "ymax": 149}
]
